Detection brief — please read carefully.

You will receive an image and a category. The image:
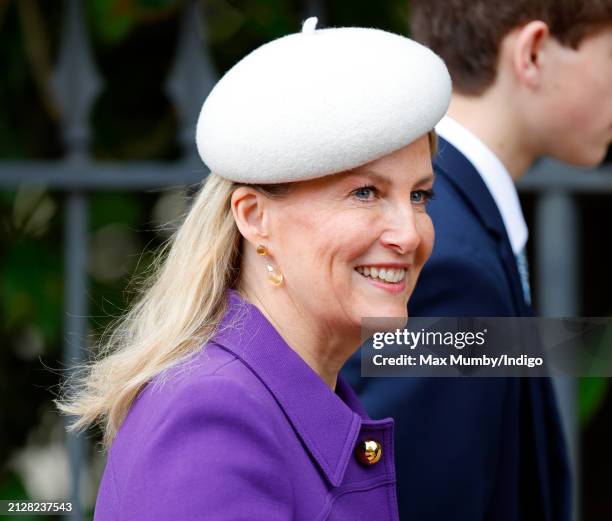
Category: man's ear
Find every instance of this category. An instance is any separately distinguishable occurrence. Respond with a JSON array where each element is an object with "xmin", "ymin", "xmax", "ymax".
[
  {"xmin": 512, "ymin": 21, "xmax": 550, "ymax": 88},
  {"xmin": 231, "ymin": 186, "xmax": 269, "ymax": 245}
]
